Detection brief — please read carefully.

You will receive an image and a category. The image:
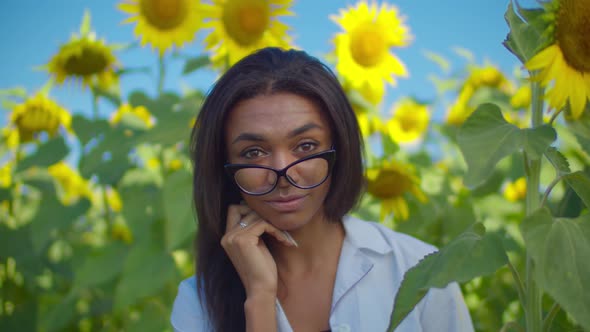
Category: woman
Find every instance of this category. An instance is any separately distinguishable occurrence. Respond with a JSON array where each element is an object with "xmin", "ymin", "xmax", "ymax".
[{"xmin": 171, "ymin": 47, "xmax": 473, "ymax": 332}]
